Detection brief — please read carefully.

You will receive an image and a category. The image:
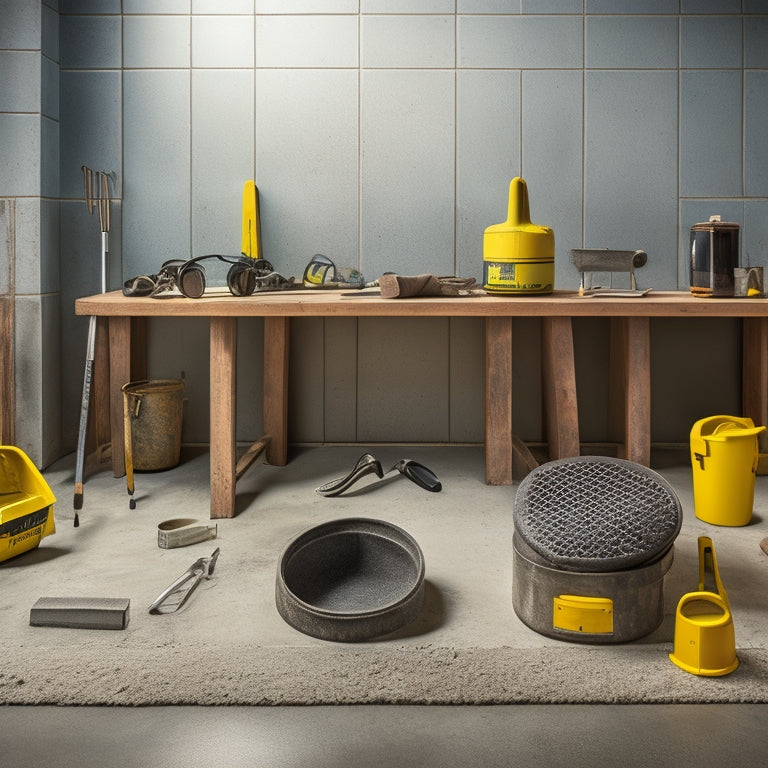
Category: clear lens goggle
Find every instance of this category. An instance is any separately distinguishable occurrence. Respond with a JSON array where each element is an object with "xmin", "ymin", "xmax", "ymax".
[{"xmin": 303, "ymin": 253, "xmax": 365, "ymax": 289}]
